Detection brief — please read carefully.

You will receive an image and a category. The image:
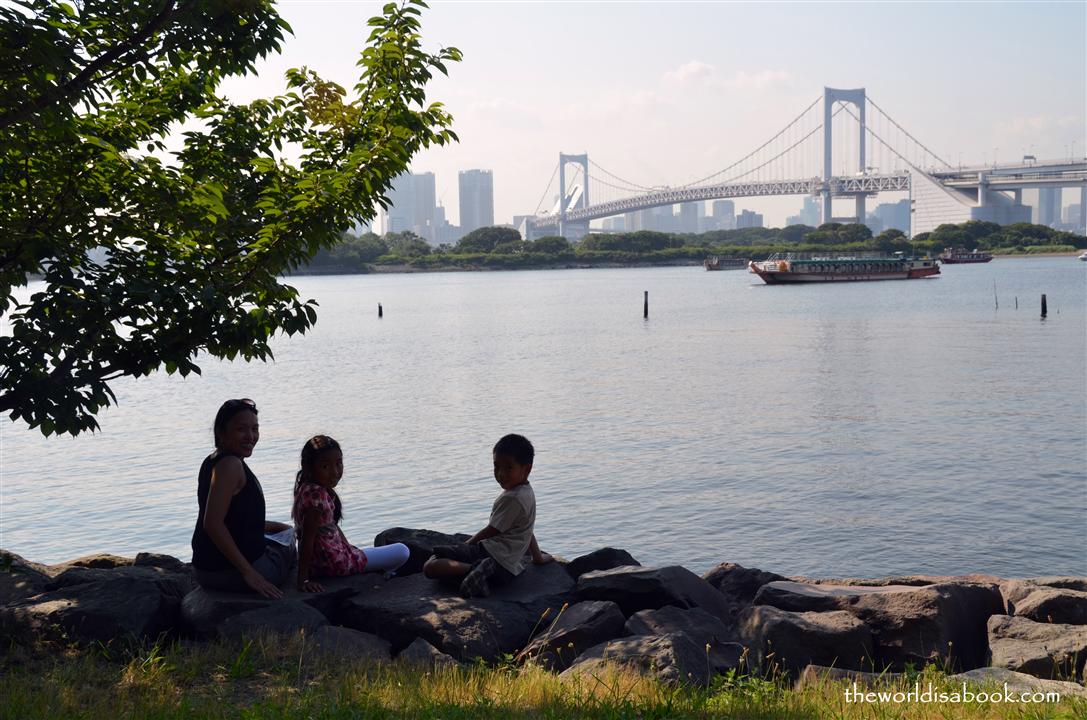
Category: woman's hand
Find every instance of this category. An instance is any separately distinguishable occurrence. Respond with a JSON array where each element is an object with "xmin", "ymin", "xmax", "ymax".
[
  {"xmin": 297, "ymin": 578, "xmax": 324, "ymax": 593},
  {"xmin": 243, "ymin": 568, "xmax": 283, "ymax": 599}
]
